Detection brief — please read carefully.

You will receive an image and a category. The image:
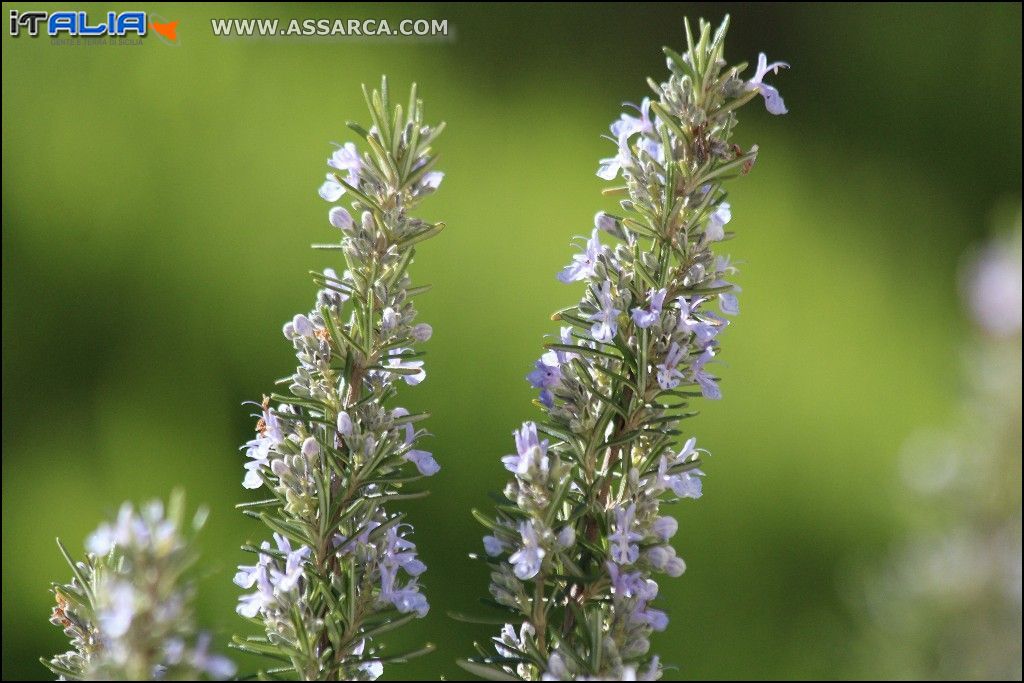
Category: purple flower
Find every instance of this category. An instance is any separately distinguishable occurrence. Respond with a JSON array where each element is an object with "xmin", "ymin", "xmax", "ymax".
[
  {"xmin": 509, "ymin": 521, "xmax": 545, "ymax": 580},
  {"xmin": 241, "ymin": 406, "xmax": 284, "ymax": 490},
  {"xmin": 501, "ymin": 422, "xmax": 550, "ymax": 477},
  {"xmin": 411, "ymin": 322, "xmax": 433, "ymax": 341},
  {"xmin": 328, "ymin": 206, "xmax": 353, "ymax": 230},
  {"xmin": 590, "ymin": 280, "xmax": 621, "ymax": 342},
  {"xmin": 557, "ymin": 229, "xmax": 607, "ymax": 283},
  {"xmin": 418, "ymin": 171, "xmax": 444, "ymax": 191},
  {"xmin": 655, "ymin": 342, "xmax": 686, "ymax": 391},
  {"xmin": 746, "ymin": 53, "xmax": 789, "ymax": 115},
  {"xmin": 676, "ymin": 297, "xmax": 719, "ymax": 344},
  {"xmin": 651, "ymin": 516, "xmax": 678, "ymax": 541},
  {"xmin": 597, "ymin": 135, "xmax": 632, "ymax": 181},
  {"xmin": 385, "ymin": 348, "xmax": 425, "ymax": 385},
  {"xmin": 318, "ymin": 174, "xmax": 345, "ymax": 202},
  {"xmin": 608, "ymin": 504, "xmax": 642, "ymax": 565},
  {"xmin": 527, "ymin": 350, "xmax": 562, "ymax": 408},
  {"xmin": 719, "ymin": 292, "xmax": 740, "ymax": 316},
  {"xmin": 631, "ymin": 288, "xmax": 668, "ymax": 329},
  {"xmin": 328, "ymin": 142, "xmax": 362, "ymax": 184},
  {"xmin": 336, "ymin": 411, "xmax": 354, "ymax": 436},
  {"xmin": 704, "ymin": 202, "xmax": 731, "ymax": 242},
  {"xmin": 483, "ymin": 535, "xmax": 505, "ymax": 557},
  {"xmin": 404, "ymin": 449, "xmax": 440, "ymax": 476},
  {"xmin": 692, "ymin": 347, "xmax": 721, "ymax": 400},
  {"xmin": 268, "ymin": 533, "xmax": 310, "ymax": 593},
  {"xmin": 610, "ymin": 98, "xmax": 653, "ymax": 139}
]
